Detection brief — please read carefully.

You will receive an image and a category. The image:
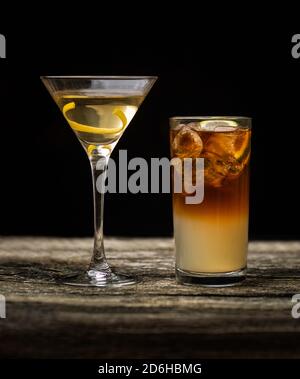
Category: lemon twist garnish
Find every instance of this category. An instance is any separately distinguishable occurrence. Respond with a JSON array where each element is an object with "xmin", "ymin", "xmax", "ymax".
[
  {"xmin": 87, "ymin": 144, "xmax": 97, "ymax": 155},
  {"xmin": 112, "ymin": 108, "xmax": 127, "ymax": 129},
  {"xmin": 62, "ymin": 102, "xmax": 127, "ymax": 134}
]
